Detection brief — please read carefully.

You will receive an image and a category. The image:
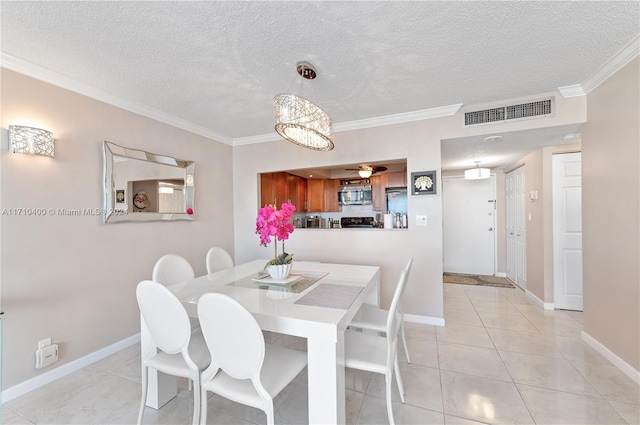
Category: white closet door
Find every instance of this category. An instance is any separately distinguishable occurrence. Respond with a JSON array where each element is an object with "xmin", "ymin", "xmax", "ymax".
[
  {"xmin": 506, "ymin": 166, "xmax": 526, "ymax": 288},
  {"xmin": 506, "ymin": 172, "xmax": 517, "ymax": 282},
  {"xmin": 553, "ymin": 152, "xmax": 583, "ymax": 310}
]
